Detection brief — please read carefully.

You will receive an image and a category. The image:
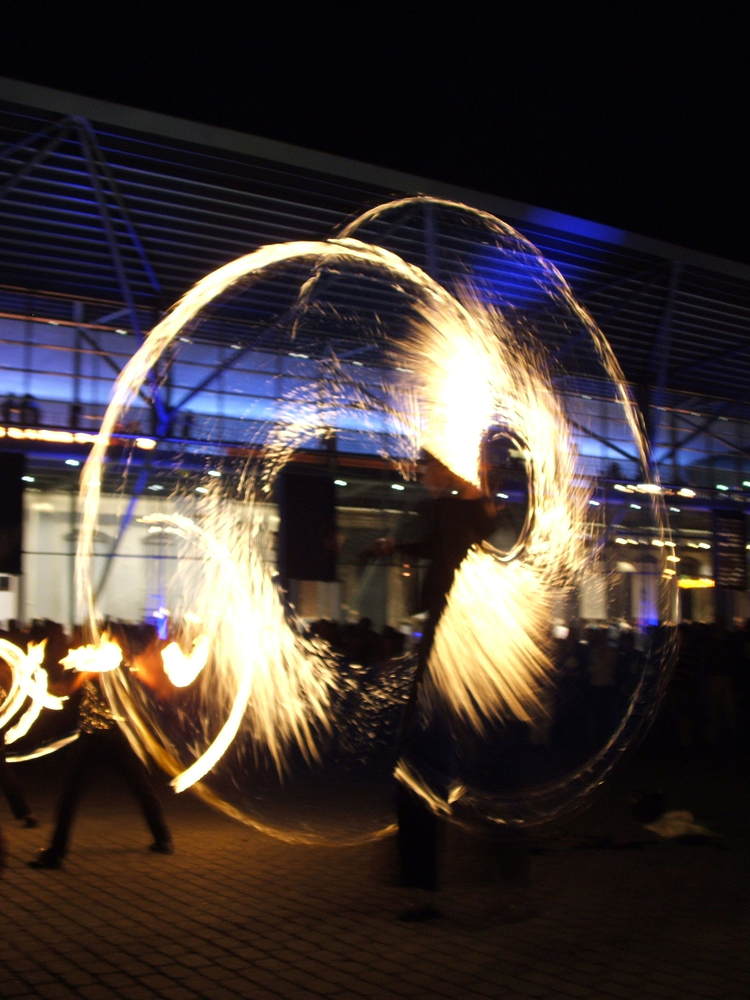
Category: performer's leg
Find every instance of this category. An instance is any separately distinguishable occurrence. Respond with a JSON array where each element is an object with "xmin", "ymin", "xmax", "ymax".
[
  {"xmin": 110, "ymin": 730, "xmax": 172, "ymax": 850},
  {"xmin": 396, "ymin": 783, "xmax": 439, "ymax": 891},
  {"xmin": 30, "ymin": 734, "xmax": 96, "ymax": 867},
  {"xmin": 0, "ymin": 746, "xmax": 36, "ymax": 824}
]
